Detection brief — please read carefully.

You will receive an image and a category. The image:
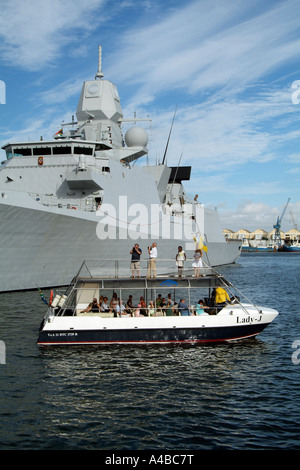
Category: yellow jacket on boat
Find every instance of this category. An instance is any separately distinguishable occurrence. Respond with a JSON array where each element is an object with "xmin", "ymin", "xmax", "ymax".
[{"xmin": 215, "ymin": 287, "xmax": 230, "ymax": 304}]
